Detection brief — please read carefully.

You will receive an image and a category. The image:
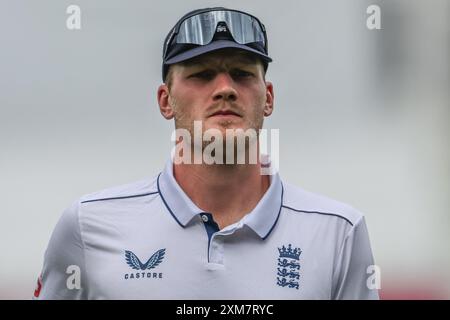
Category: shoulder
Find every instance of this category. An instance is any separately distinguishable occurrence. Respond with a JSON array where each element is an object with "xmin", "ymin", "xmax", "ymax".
[
  {"xmin": 281, "ymin": 181, "xmax": 363, "ymax": 227},
  {"xmin": 50, "ymin": 175, "xmax": 160, "ymax": 240},
  {"xmin": 78, "ymin": 174, "xmax": 160, "ymax": 205},
  {"xmin": 54, "ymin": 175, "xmax": 161, "ymax": 242}
]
